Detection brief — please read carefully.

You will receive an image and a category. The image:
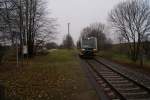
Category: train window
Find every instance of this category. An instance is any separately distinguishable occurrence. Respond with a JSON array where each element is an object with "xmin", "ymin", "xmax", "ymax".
[{"xmin": 82, "ymin": 38, "xmax": 96, "ymax": 49}]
